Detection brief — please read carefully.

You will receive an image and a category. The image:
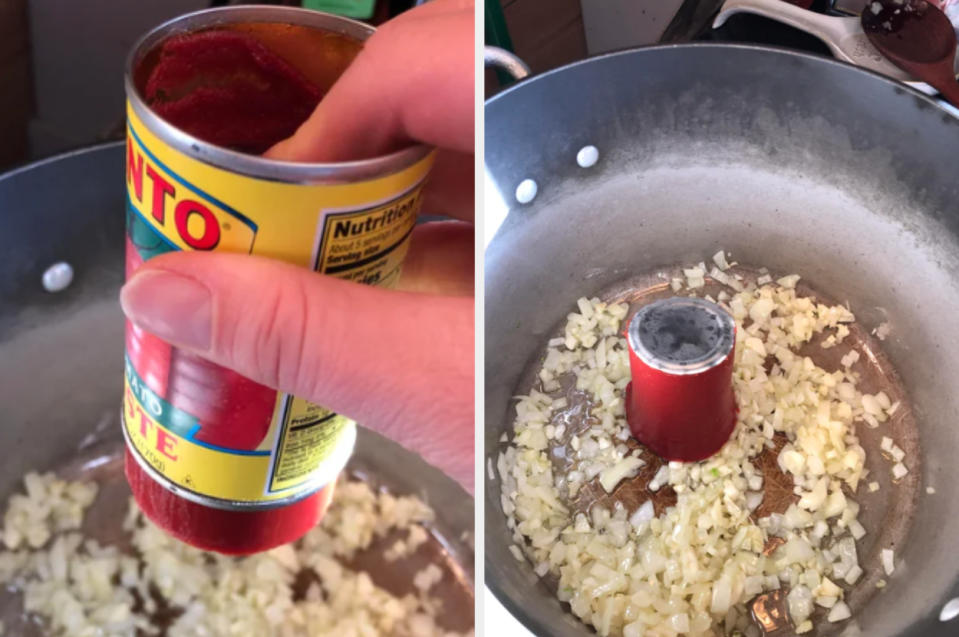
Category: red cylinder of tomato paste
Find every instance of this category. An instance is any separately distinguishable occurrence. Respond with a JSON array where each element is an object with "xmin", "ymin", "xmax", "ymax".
[
  {"xmin": 124, "ymin": 447, "xmax": 336, "ymax": 553},
  {"xmin": 122, "ymin": 8, "xmax": 434, "ymax": 554},
  {"xmin": 624, "ymin": 297, "xmax": 737, "ymax": 462}
]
